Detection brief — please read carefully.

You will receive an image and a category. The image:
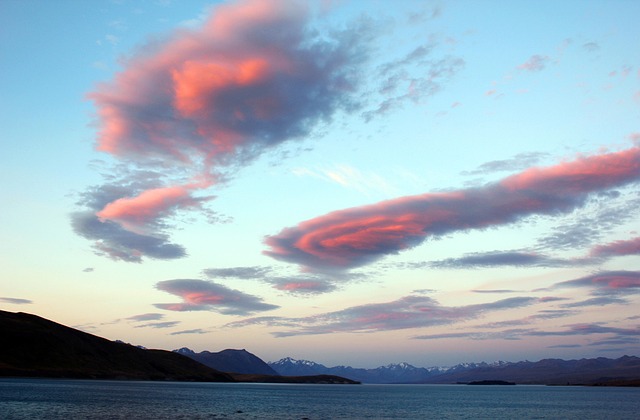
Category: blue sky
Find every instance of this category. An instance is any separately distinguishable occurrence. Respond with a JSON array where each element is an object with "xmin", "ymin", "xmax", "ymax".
[{"xmin": 1, "ymin": 0, "xmax": 639, "ymax": 367}]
